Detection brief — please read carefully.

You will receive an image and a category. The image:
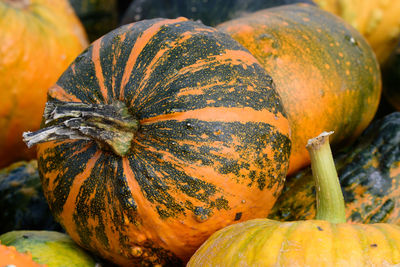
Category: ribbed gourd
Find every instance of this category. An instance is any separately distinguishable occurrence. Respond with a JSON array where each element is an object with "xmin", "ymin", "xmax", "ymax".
[{"xmin": 23, "ymin": 18, "xmax": 291, "ymax": 266}]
